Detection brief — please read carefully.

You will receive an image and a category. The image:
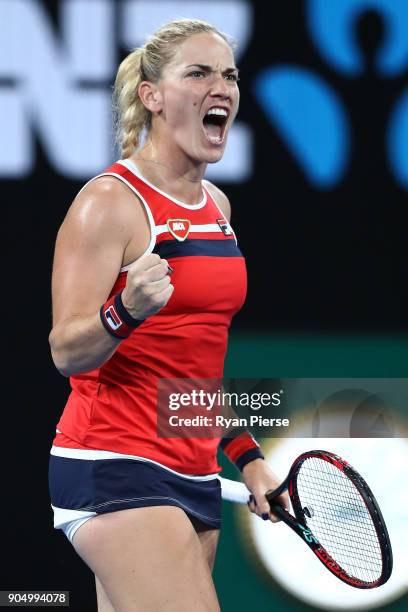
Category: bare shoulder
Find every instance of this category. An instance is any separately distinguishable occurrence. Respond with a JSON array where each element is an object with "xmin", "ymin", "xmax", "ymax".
[
  {"xmin": 51, "ymin": 177, "xmax": 148, "ymax": 326},
  {"xmin": 62, "ymin": 176, "xmax": 143, "ymax": 241},
  {"xmin": 202, "ymin": 180, "xmax": 231, "ymax": 222}
]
